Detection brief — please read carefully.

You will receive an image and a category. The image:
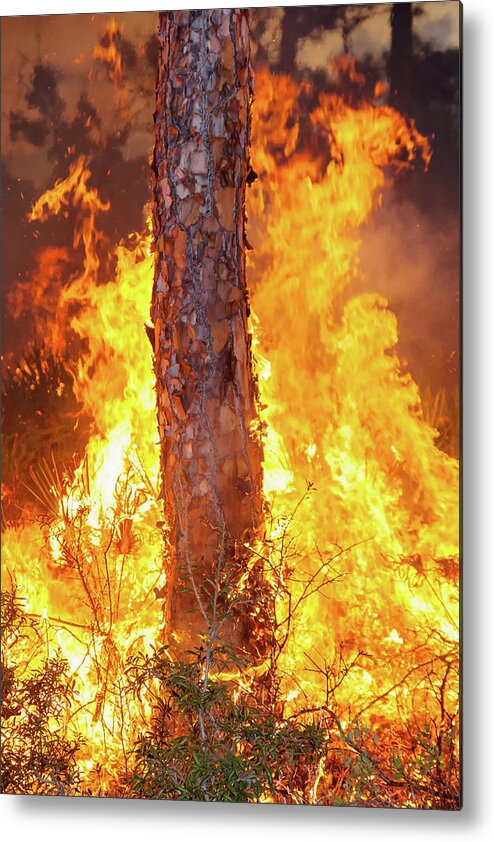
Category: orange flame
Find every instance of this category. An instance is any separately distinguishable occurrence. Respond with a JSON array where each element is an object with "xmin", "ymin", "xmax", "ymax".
[
  {"xmin": 92, "ymin": 19, "xmax": 123, "ymax": 87},
  {"xmin": 3, "ymin": 159, "xmax": 165, "ymax": 792},
  {"xmin": 247, "ymin": 67, "xmax": 457, "ymax": 727}
]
